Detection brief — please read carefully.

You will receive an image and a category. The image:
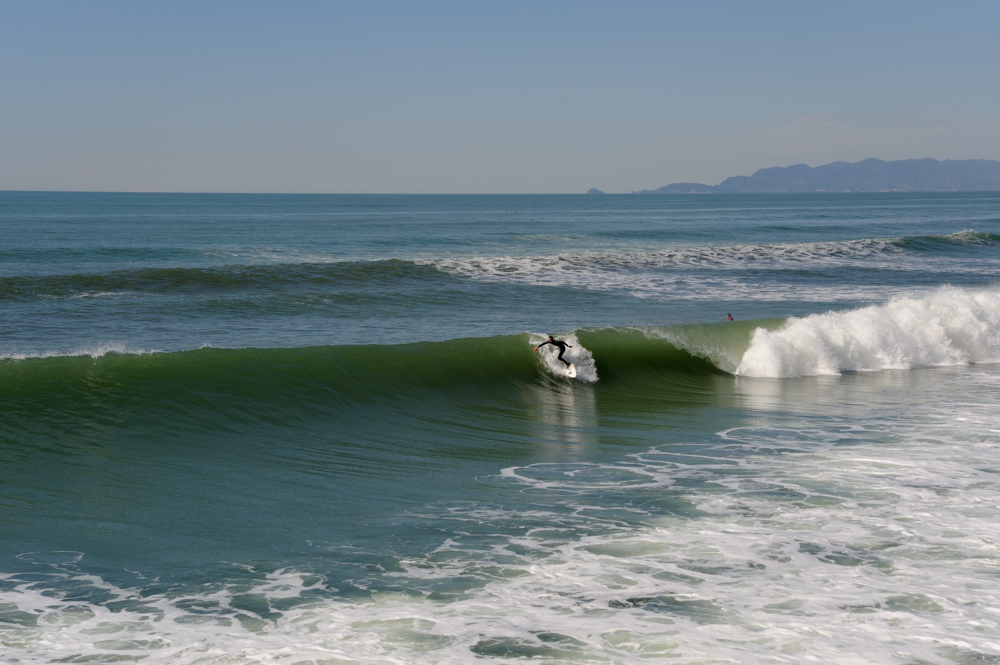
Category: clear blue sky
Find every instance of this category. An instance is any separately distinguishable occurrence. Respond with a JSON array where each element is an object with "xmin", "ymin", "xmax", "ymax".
[{"xmin": 2, "ymin": 1, "xmax": 999, "ymax": 193}]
